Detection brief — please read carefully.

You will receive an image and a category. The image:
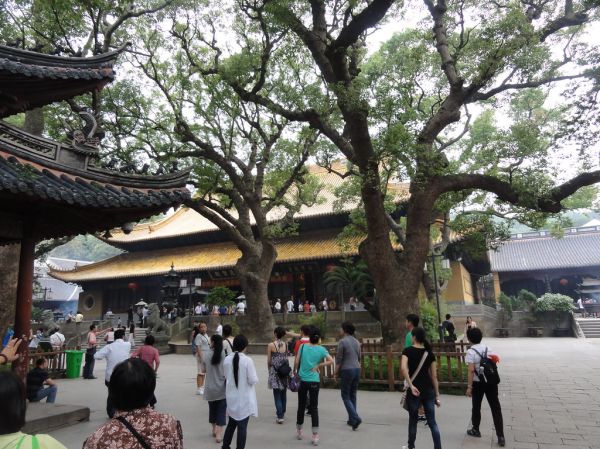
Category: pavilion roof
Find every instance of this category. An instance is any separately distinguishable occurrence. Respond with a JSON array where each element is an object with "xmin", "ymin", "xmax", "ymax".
[
  {"xmin": 49, "ymin": 230, "xmax": 364, "ymax": 282},
  {"xmin": 0, "ymin": 44, "xmax": 125, "ymax": 118},
  {"xmin": 489, "ymin": 226, "xmax": 600, "ymax": 273},
  {"xmin": 104, "ymin": 163, "xmax": 410, "ymax": 245},
  {"xmin": 0, "ymin": 120, "xmax": 190, "ymax": 242}
]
